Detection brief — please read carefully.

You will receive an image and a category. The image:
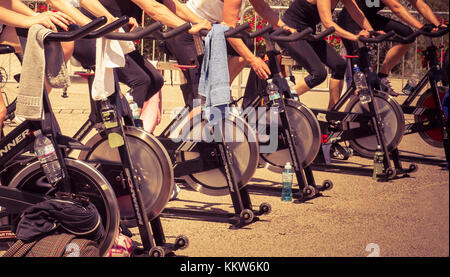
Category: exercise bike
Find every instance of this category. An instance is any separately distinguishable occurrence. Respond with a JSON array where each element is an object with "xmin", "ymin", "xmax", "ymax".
[
  {"xmin": 0, "ymin": 17, "xmax": 121, "ymax": 257},
  {"xmin": 239, "ymin": 25, "xmax": 334, "ymax": 200},
  {"xmin": 387, "ymin": 26, "xmax": 449, "ymax": 167},
  {"xmin": 66, "ymin": 20, "xmax": 194, "ymax": 257},
  {"xmin": 271, "ymin": 29, "xmax": 417, "ymax": 181},
  {"xmin": 2, "ymin": 18, "xmax": 190, "ymax": 257},
  {"xmin": 155, "ymin": 23, "xmax": 272, "ymax": 228}
]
